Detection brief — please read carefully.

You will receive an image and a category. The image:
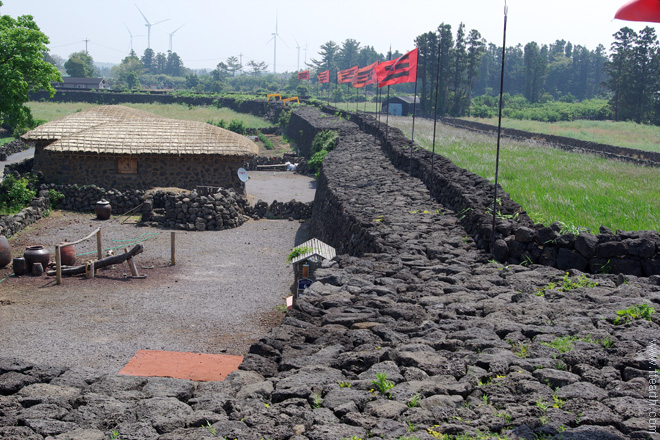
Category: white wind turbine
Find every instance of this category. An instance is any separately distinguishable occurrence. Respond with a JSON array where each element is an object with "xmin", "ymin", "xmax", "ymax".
[
  {"xmin": 124, "ymin": 24, "xmax": 145, "ymax": 53},
  {"xmin": 266, "ymin": 14, "xmax": 288, "ymax": 73},
  {"xmin": 294, "ymin": 37, "xmax": 301, "ymax": 71},
  {"xmin": 168, "ymin": 25, "xmax": 184, "ymax": 52},
  {"xmin": 135, "ymin": 4, "xmax": 169, "ymax": 49}
]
